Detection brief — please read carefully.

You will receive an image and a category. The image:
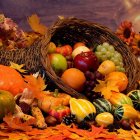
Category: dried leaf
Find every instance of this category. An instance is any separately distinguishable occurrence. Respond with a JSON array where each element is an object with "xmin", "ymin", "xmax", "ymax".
[
  {"xmin": 3, "ymin": 114, "xmax": 36, "ymax": 131},
  {"xmin": 24, "ymin": 74, "xmax": 47, "ymax": 99},
  {"xmin": 28, "ymin": 14, "xmax": 47, "ymax": 35},
  {"xmin": 93, "ymin": 80, "xmax": 119, "ymax": 99},
  {"xmin": 10, "ymin": 61, "xmax": 27, "ymax": 73}
]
